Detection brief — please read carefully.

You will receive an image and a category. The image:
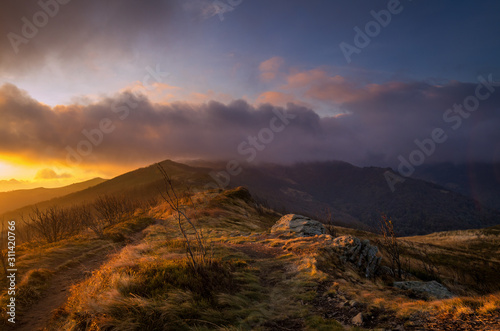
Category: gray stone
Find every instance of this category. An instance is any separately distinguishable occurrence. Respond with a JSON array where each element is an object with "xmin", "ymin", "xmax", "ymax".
[
  {"xmin": 352, "ymin": 312, "xmax": 363, "ymax": 326},
  {"xmin": 331, "ymin": 235, "xmax": 381, "ymax": 278},
  {"xmin": 271, "ymin": 214, "xmax": 326, "ymax": 237},
  {"xmin": 394, "ymin": 280, "xmax": 454, "ymax": 299}
]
